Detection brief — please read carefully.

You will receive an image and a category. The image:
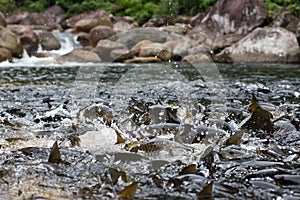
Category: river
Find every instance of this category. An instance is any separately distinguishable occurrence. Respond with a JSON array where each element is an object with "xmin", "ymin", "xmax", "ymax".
[{"xmin": 0, "ymin": 33, "xmax": 299, "ymax": 199}]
